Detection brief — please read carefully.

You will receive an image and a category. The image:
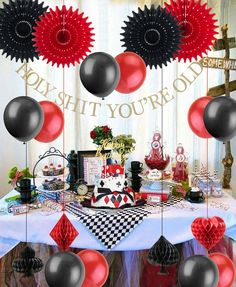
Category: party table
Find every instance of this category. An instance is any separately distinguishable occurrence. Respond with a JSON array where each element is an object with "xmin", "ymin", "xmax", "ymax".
[{"xmin": 0, "ymin": 189, "xmax": 236, "ymax": 257}]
